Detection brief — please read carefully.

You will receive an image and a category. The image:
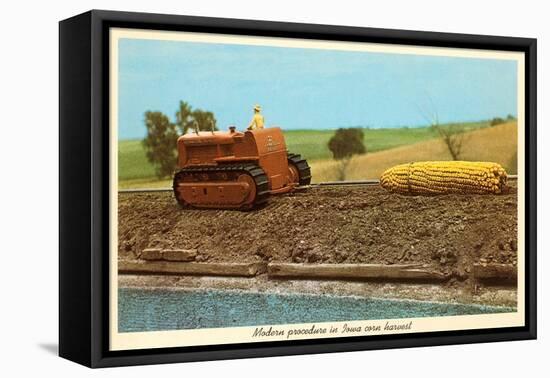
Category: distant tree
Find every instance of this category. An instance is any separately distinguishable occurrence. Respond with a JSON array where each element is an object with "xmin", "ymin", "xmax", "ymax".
[
  {"xmin": 175, "ymin": 101, "xmax": 194, "ymax": 134},
  {"xmin": 431, "ymin": 122, "xmax": 467, "ymax": 161},
  {"xmin": 417, "ymin": 96, "xmax": 466, "ymax": 161},
  {"xmin": 143, "ymin": 102, "xmax": 219, "ymax": 179},
  {"xmin": 191, "ymin": 109, "xmax": 218, "ymax": 132},
  {"xmin": 506, "ymin": 114, "xmax": 517, "ymax": 121},
  {"xmin": 328, "ymin": 128, "xmax": 367, "ymax": 181},
  {"xmin": 490, "ymin": 117, "xmax": 506, "ymax": 126},
  {"xmin": 142, "ymin": 111, "xmax": 178, "ymax": 178},
  {"xmin": 175, "ymin": 101, "xmax": 218, "ymax": 133}
]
